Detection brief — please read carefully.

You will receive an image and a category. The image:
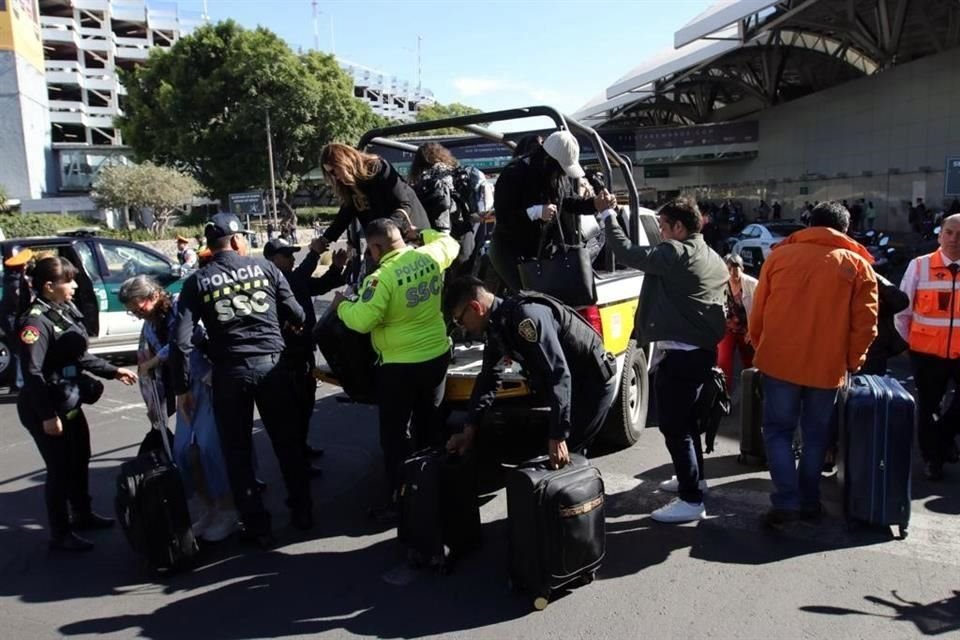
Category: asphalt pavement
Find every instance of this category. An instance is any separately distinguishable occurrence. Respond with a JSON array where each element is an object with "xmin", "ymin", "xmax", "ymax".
[{"xmin": 1, "ymin": 334, "xmax": 958, "ymax": 639}]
